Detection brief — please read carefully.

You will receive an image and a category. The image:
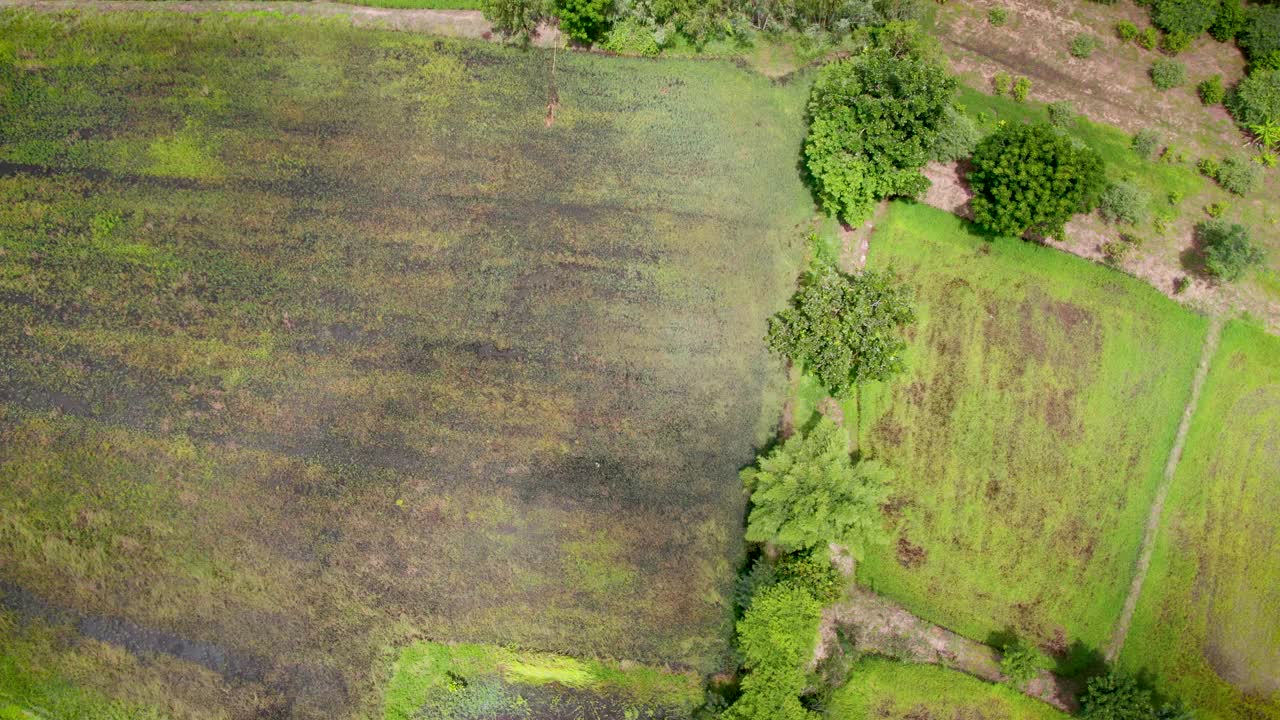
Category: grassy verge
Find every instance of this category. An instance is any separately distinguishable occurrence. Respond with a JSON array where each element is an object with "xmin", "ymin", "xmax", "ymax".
[
  {"xmin": 1119, "ymin": 321, "xmax": 1280, "ymax": 719},
  {"xmin": 334, "ymin": 0, "xmax": 482, "ymax": 8},
  {"xmin": 827, "ymin": 658, "xmax": 1068, "ymax": 720},
  {"xmin": 381, "ymin": 641, "xmax": 703, "ymax": 719},
  {"xmin": 808, "ymin": 202, "xmax": 1207, "ymax": 664}
]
